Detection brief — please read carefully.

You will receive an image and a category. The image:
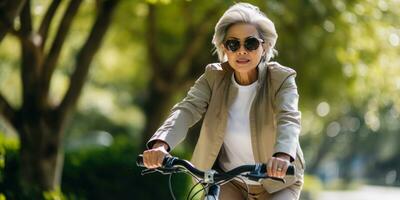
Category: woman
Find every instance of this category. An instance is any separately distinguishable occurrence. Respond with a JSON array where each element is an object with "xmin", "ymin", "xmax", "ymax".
[{"xmin": 142, "ymin": 2, "xmax": 305, "ymax": 200}]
